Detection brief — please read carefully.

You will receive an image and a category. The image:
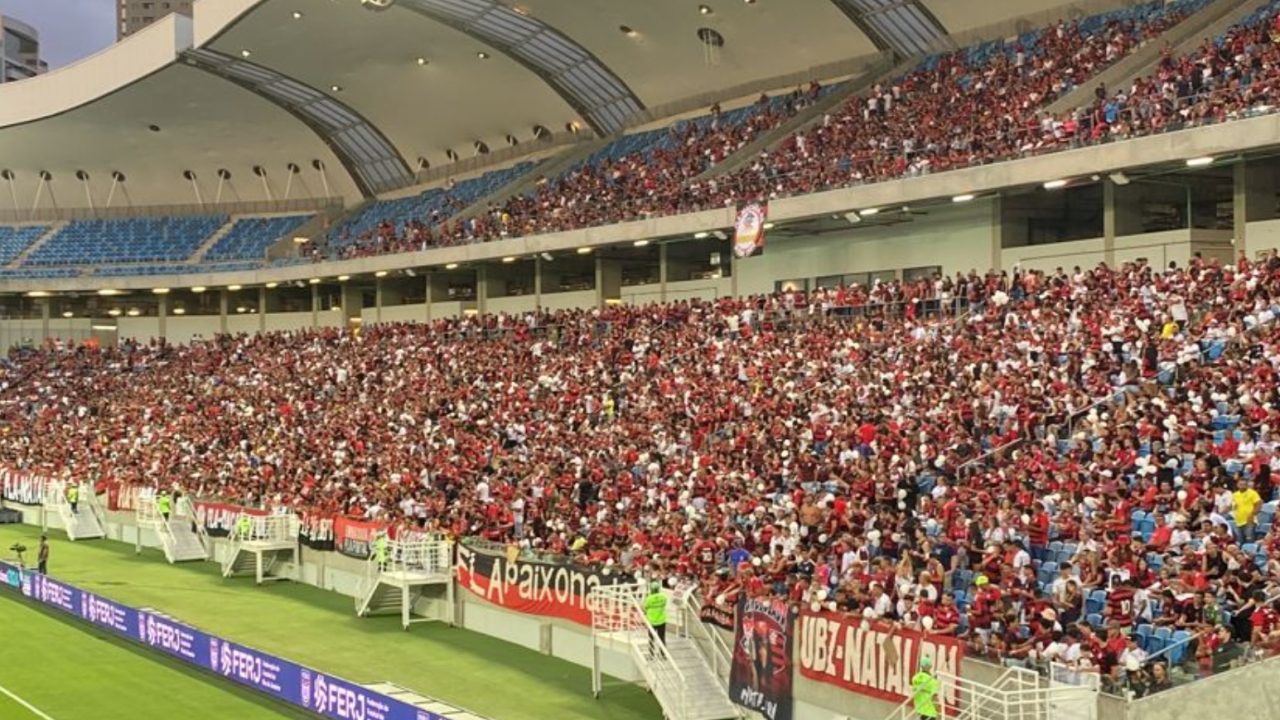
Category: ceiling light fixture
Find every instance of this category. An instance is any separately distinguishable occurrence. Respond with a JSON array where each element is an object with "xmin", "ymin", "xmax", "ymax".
[
  {"xmin": 61, "ymin": 311, "xmax": 73, "ymax": 318},
  {"xmin": 694, "ymin": 231, "xmax": 710, "ymax": 239},
  {"xmin": 227, "ymin": 284, "xmax": 242, "ymax": 291},
  {"xmin": 1043, "ymin": 179, "xmax": 1069, "ymax": 190},
  {"xmin": 445, "ymin": 263, "xmax": 459, "ymax": 270},
  {"xmin": 108, "ymin": 308, "xmax": 122, "ymax": 317},
  {"xmin": 502, "ymin": 256, "xmax": 516, "ymax": 263},
  {"xmin": 337, "ymin": 275, "xmax": 350, "ymax": 281},
  {"xmin": 477, "ymin": 51, "xmax": 490, "ymax": 60},
  {"xmin": 330, "ymin": 84, "xmax": 343, "ymax": 93},
  {"xmin": 952, "ymin": 193, "xmax": 975, "ymax": 203},
  {"xmin": 416, "ymin": 57, "xmax": 428, "ymax": 66},
  {"xmin": 309, "ymin": 278, "xmax": 321, "ymax": 284},
  {"xmin": 173, "ymin": 307, "xmax": 187, "ymax": 315},
  {"xmin": 126, "ymin": 308, "xmax": 141, "ymax": 317},
  {"xmin": 152, "ymin": 287, "xmax": 170, "ymax": 295},
  {"xmin": 699, "ymin": 4, "xmax": 712, "ymax": 14},
  {"xmin": 191, "ymin": 286, "xmax": 207, "ymax": 293},
  {"xmin": 26, "ymin": 291, "xmax": 49, "ymax": 298},
  {"xmin": 240, "ymin": 49, "xmax": 252, "ymax": 58},
  {"xmin": 375, "ymin": 270, "xmax": 389, "ymax": 278},
  {"xmin": 265, "ymin": 282, "xmax": 279, "ymax": 289},
  {"xmin": 292, "ymin": 11, "xmax": 303, "ymax": 19},
  {"xmin": 633, "ymin": 239, "xmax": 650, "ymax": 247},
  {"xmin": 1185, "ymin": 156, "xmax": 1215, "ymax": 168},
  {"xmin": 576, "ymin": 247, "xmax": 592, "ymax": 254},
  {"xmin": 97, "ymin": 289, "xmax": 122, "ymax": 296}
]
